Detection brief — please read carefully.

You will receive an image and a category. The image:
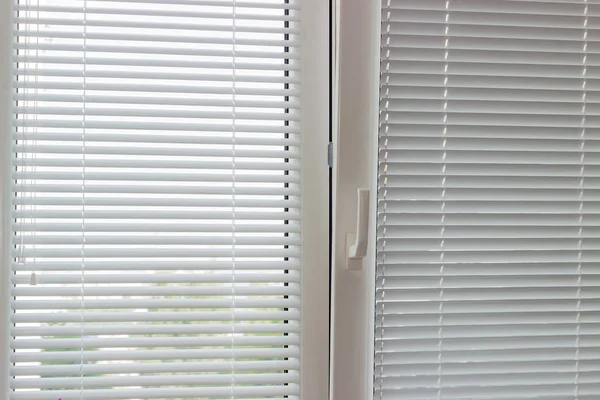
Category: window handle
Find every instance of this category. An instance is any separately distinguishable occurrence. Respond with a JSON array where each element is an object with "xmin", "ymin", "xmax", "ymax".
[{"xmin": 346, "ymin": 188, "xmax": 370, "ymax": 270}]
